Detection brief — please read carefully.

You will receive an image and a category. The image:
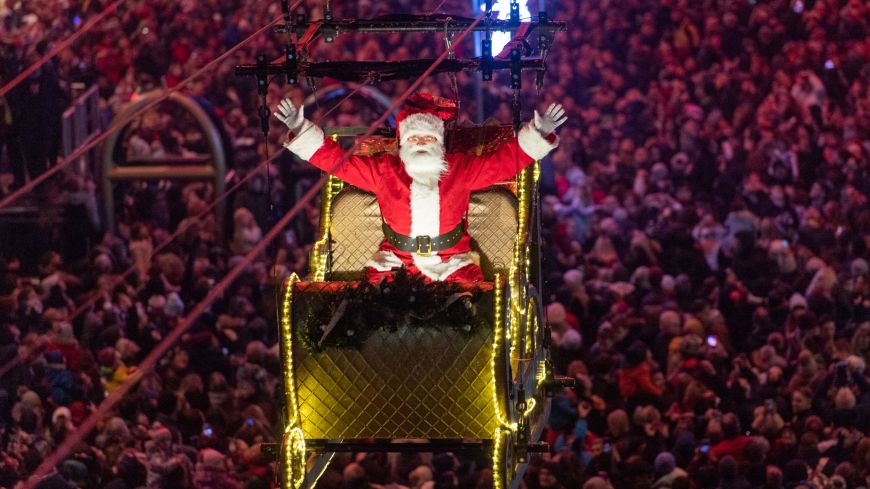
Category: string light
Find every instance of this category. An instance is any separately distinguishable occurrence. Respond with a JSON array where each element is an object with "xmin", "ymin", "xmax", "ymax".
[
  {"xmin": 311, "ymin": 172, "xmax": 343, "ymax": 281},
  {"xmin": 492, "ymin": 275, "xmax": 518, "ymax": 489},
  {"xmin": 525, "ymin": 297, "xmax": 537, "ymax": 356},
  {"xmin": 536, "ymin": 360, "xmax": 547, "ymax": 384},
  {"xmin": 495, "ymin": 162, "xmax": 541, "ymax": 488},
  {"xmin": 281, "ymin": 274, "xmax": 300, "ymax": 419},
  {"xmin": 523, "ymin": 397, "xmax": 536, "ymax": 417},
  {"xmin": 280, "ymin": 275, "xmax": 306, "ymax": 488},
  {"xmin": 508, "ymin": 164, "xmax": 534, "ymax": 356},
  {"xmin": 491, "ymin": 276, "xmax": 518, "ymax": 427},
  {"xmin": 283, "ymin": 426, "xmax": 306, "ymax": 489},
  {"xmin": 492, "ymin": 273, "xmax": 506, "ymax": 424},
  {"xmin": 492, "ymin": 426, "xmax": 505, "ymax": 489}
]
